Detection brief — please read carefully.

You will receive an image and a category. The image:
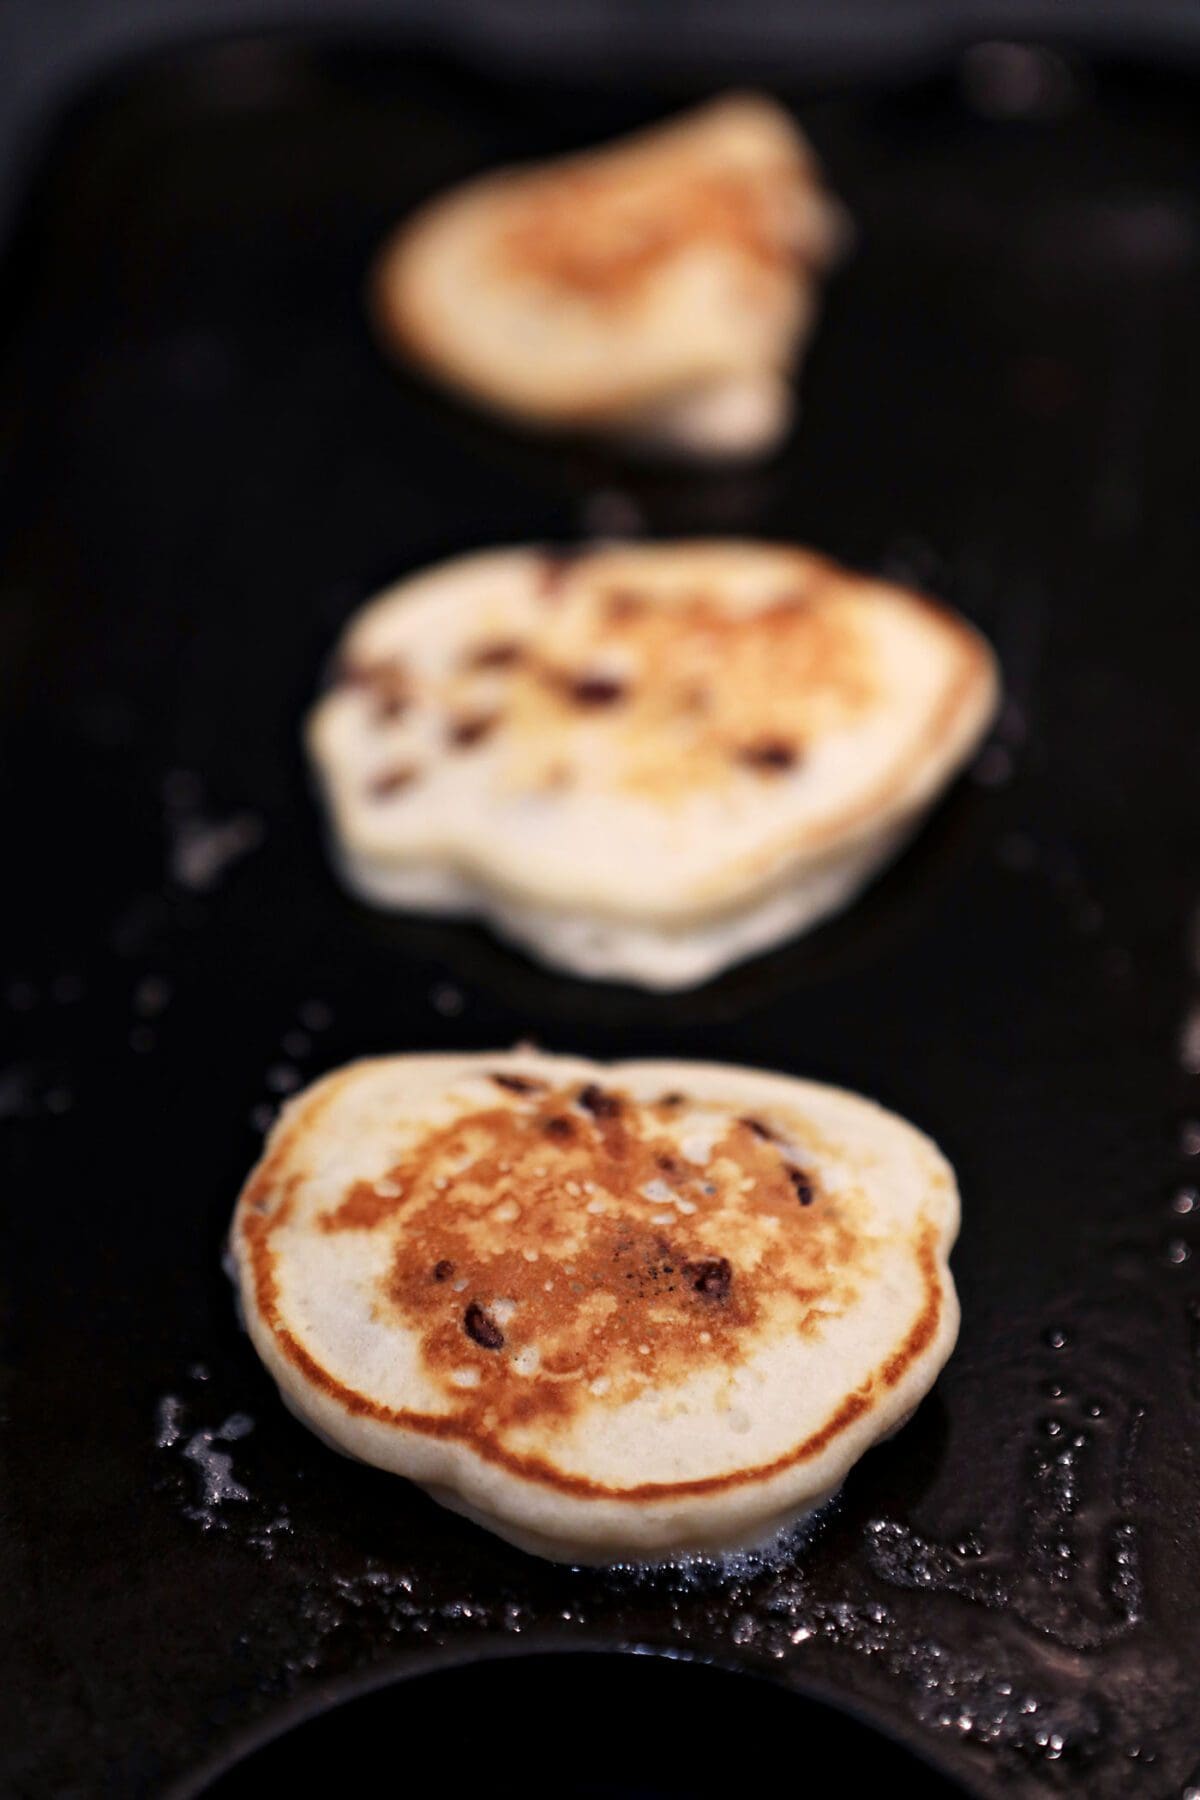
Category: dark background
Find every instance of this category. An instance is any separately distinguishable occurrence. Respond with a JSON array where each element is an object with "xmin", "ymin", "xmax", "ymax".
[
  {"xmin": 5, "ymin": 1, "xmax": 1200, "ymax": 245},
  {"xmin": 2, "ymin": 8, "xmax": 1200, "ymax": 1800}
]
